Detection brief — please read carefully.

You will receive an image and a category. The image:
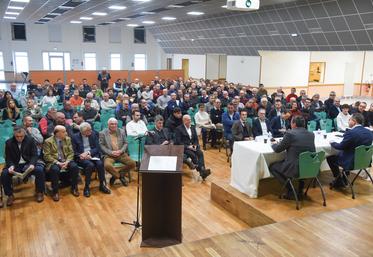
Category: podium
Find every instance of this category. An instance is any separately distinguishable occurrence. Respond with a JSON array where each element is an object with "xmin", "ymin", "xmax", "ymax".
[{"xmin": 139, "ymin": 145, "xmax": 184, "ymax": 247}]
